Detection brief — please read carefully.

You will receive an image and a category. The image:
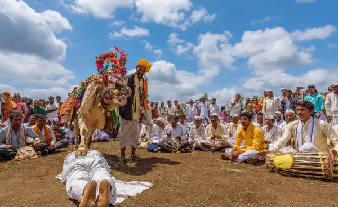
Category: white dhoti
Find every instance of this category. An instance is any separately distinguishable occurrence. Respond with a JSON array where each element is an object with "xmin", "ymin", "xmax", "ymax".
[
  {"xmin": 331, "ymin": 114, "xmax": 338, "ymax": 126},
  {"xmin": 234, "ymin": 150, "xmax": 265, "ymax": 163},
  {"xmin": 61, "ymin": 150, "xmax": 116, "ymax": 202},
  {"xmin": 118, "ymin": 118, "xmax": 141, "ymax": 148}
]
